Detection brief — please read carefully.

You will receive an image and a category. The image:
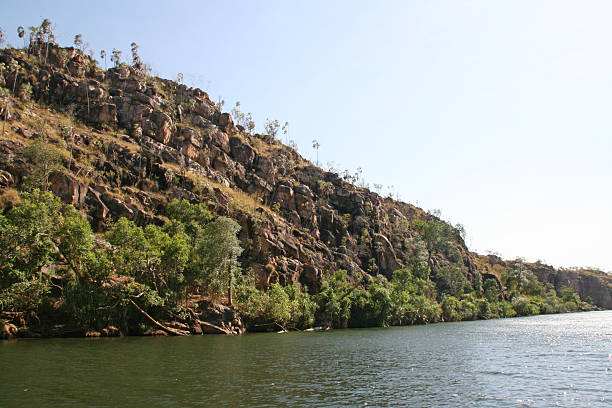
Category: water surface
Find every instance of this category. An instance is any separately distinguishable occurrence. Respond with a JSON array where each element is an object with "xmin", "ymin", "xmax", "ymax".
[{"xmin": 1, "ymin": 311, "xmax": 611, "ymax": 407}]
